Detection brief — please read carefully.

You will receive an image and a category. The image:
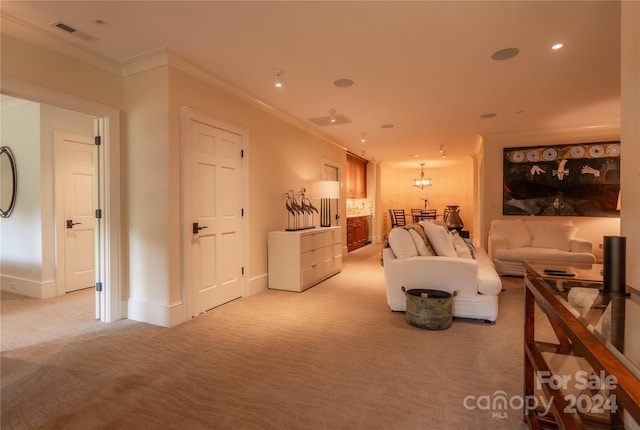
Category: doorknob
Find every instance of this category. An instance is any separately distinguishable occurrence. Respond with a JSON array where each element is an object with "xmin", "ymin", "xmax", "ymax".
[
  {"xmin": 193, "ymin": 222, "xmax": 208, "ymax": 234},
  {"xmin": 66, "ymin": 220, "xmax": 82, "ymax": 229}
]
